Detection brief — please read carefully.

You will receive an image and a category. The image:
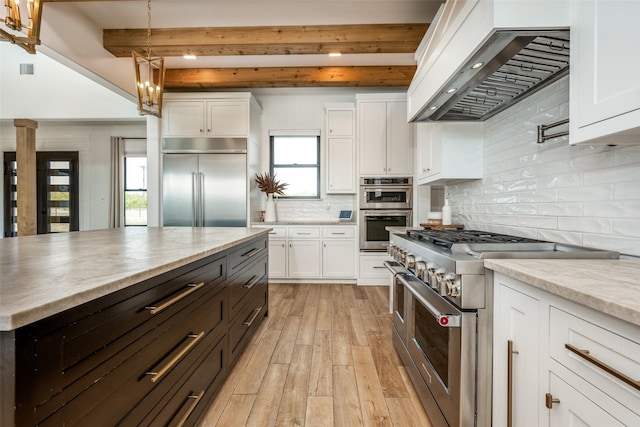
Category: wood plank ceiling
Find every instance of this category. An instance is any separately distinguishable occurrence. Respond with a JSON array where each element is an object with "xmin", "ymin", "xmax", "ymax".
[{"xmin": 102, "ymin": 23, "xmax": 428, "ymax": 89}]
